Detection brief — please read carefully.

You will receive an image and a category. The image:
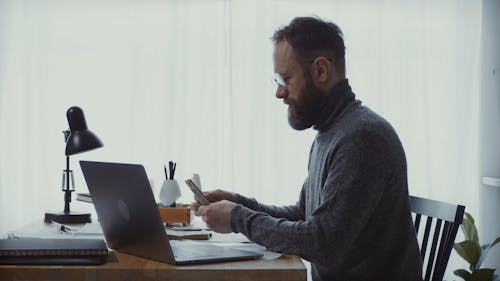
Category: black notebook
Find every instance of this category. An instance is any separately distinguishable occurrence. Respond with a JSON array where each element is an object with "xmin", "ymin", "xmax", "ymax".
[{"xmin": 0, "ymin": 238, "xmax": 108, "ymax": 265}]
